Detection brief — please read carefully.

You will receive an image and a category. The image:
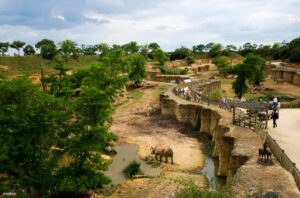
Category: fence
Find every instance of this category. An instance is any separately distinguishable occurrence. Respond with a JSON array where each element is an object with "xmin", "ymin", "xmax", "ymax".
[
  {"xmin": 257, "ymin": 130, "xmax": 300, "ymax": 190},
  {"xmin": 173, "ymin": 82, "xmax": 300, "ymax": 190}
]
